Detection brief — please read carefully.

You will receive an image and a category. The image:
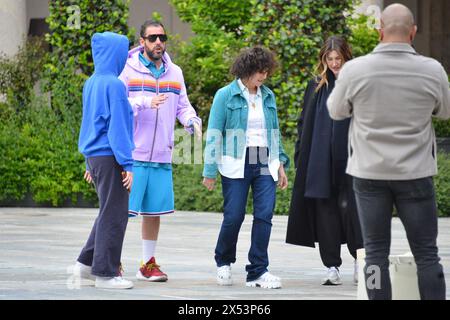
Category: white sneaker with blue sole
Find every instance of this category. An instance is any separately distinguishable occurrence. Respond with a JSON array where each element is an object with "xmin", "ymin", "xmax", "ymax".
[
  {"xmin": 246, "ymin": 272, "xmax": 282, "ymax": 289},
  {"xmin": 217, "ymin": 265, "xmax": 233, "ymax": 286}
]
